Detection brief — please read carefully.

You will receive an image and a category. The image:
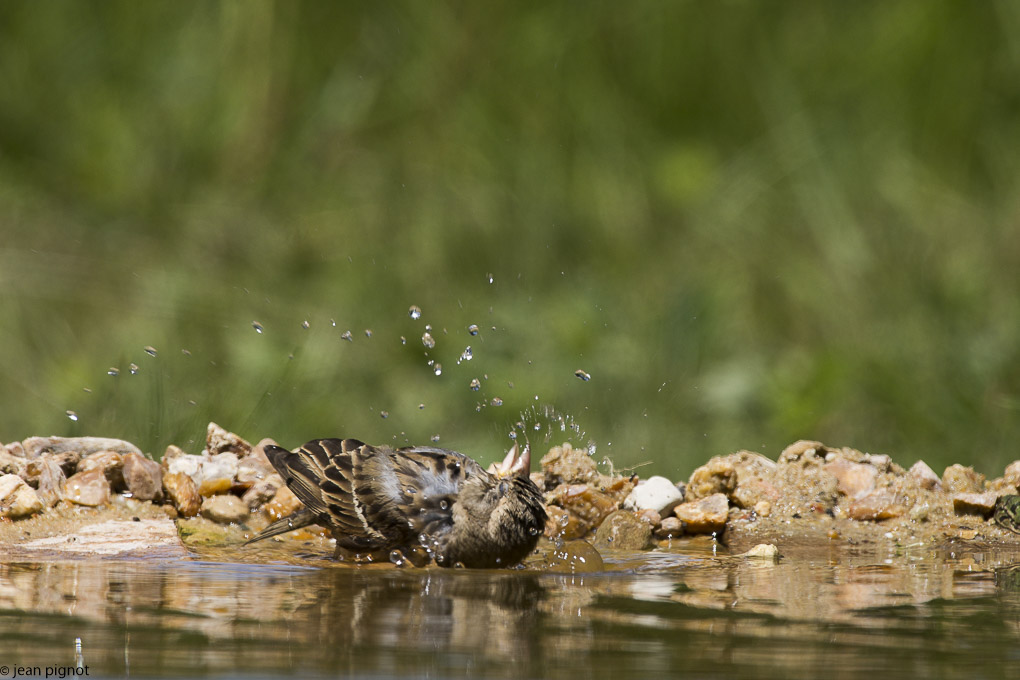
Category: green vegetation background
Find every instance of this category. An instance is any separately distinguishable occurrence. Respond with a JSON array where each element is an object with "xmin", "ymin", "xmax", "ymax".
[{"xmin": 1, "ymin": 1, "xmax": 1018, "ymax": 476}]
